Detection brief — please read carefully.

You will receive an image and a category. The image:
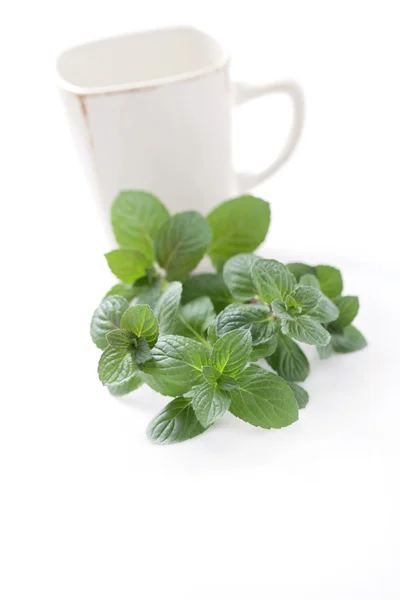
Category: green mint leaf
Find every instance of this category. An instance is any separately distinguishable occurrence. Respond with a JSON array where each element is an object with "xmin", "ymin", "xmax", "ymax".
[
  {"xmin": 181, "ymin": 274, "xmax": 233, "ymax": 313},
  {"xmin": 105, "ymin": 275, "xmax": 162, "ymax": 306},
  {"xmin": 207, "ymin": 195, "xmax": 270, "ymax": 270},
  {"xmin": 331, "ymin": 325, "xmax": 367, "ymax": 353},
  {"xmin": 131, "ymin": 276, "xmax": 163, "ymax": 309},
  {"xmin": 146, "ymin": 397, "xmax": 205, "ymax": 445},
  {"xmin": 105, "ymin": 249, "xmax": 153, "ymax": 284},
  {"xmin": 332, "ymin": 296, "xmax": 359, "ymax": 328},
  {"xmin": 211, "ymin": 330, "xmax": 252, "ymax": 377},
  {"xmin": 108, "ymin": 373, "xmax": 143, "ymax": 396},
  {"xmin": 222, "ymin": 253, "xmax": 257, "ymax": 301},
  {"xmin": 175, "ymin": 297, "xmax": 216, "ymax": 341},
  {"xmin": 90, "ymin": 295, "xmax": 129, "ymax": 350},
  {"xmin": 135, "ymin": 338, "xmax": 152, "ymax": 366},
  {"xmin": 218, "ymin": 375, "xmax": 239, "ymax": 390},
  {"xmin": 266, "ymin": 335, "xmax": 310, "ymax": 382},
  {"xmin": 229, "ymin": 365, "xmax": 298, "ymax": 429},
  {"xmin": 216, "ymin": 303, "xmax": 272, "ymax": 345},
  {"xmin": 281, "ymin": 315, "xmax": 331, "ymax": 346},
  {"xmin": 299, "ymin": 273, "xmax": 320, "ymax": 289},
  {"xmin": 286, "ymin": 263, "xmax": 315, "ymax": 280},
  {"xmin": 287, "ymin": 382, "xmax": 309, "ymax": 409},
  {"xmin": 207, "ymin": 322, "xmax": 218, "ymax": 345},
  {"xmin": 155, "ymin": 282, "xmax": 182, "ymax": 335},
  {"xmin": 271, "ymin": 299, "xmax": 291, "ymax": 318},
  {"xmin": 106, "ymin": 329, "xmax": 133, "ymax": 350},
  {"xmin": 121, "ymin": 304, "xmax": 158, "ymax": 347},
  {"xmin": 317, "ymin": 341, "xmax": 333, "ymax": 359},
  {"xmin": 111, "ymin": 191, "xmax": 169, "ymax": 261},
  {"xmin": 154, "ymin": 211, "xmax": 212, "ymax": 282},
  {"xmin": 104, "ymin": 283, "xmax": 137, "ymax": 302},
  {"xmin": 141, "ymin": 335, "xmax": 210, "ymax": 396},
  {"xmin": 285, "ymin": 295, "xmax": 298, "ymax": 310},
  {"xmin": 202, "ymin": 365, "xmax": 220, "ymax": 384},
  {"xmin": 251, "ymin": 258, "xmax": 296, "ymax": 303},
  {"xmin": 287, "ymin": 286, "xmax": 339, "ymax": 323},
  {"xmin": 315, "ymin": 265, "xmax": 343, "ymax": 299},
  {"xmin": 250, "ymin": 336, "xmax": 278, "ymax": 361},
  {"xmin": 192, "ymin": 381, "xmax": 231, "ymax": 427},
  {"xmin": 287, "ymin": 264, "xmax": 343, "ymax": 299},
  {"xmin": 98, "ymin": 346, "xmax": 138, "ymax": 386},
  {"xmin": 202, "ymin": 367, "xmax": 238, "ymax": 390}
]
